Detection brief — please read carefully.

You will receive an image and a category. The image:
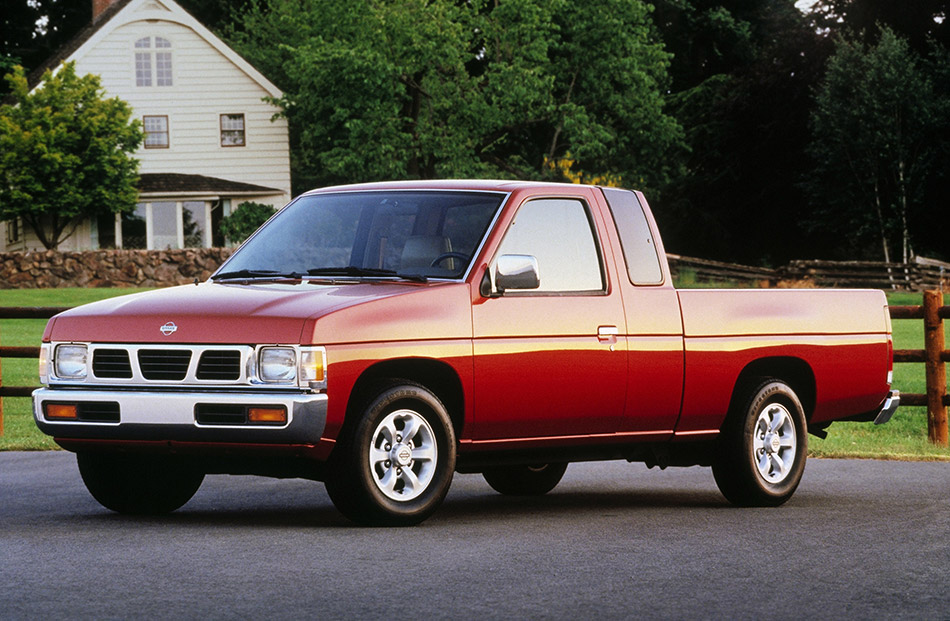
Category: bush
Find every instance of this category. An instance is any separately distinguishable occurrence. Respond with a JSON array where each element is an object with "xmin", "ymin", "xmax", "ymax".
[
  {"xmin": 219, "ymin": 201, "xmax": 276, "ymax": 244},
  {"xmin": 0, "ymin": 62, "xmax": 142, "ymax": 249}
]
